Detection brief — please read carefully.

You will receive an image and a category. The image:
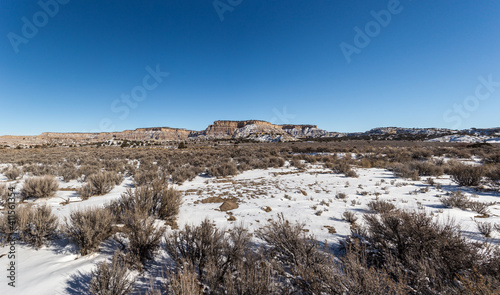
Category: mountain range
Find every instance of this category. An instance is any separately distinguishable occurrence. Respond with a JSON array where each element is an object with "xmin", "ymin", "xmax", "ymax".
[{"xmin": 1, "ymin": 120, "xmax": 499, "ymax": 146}]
